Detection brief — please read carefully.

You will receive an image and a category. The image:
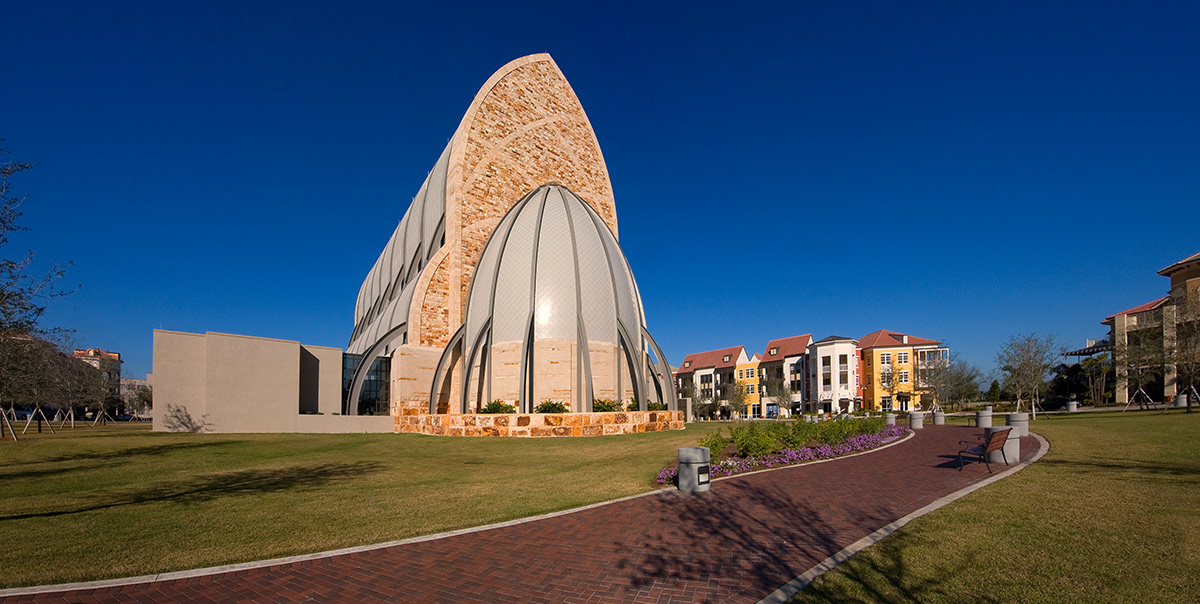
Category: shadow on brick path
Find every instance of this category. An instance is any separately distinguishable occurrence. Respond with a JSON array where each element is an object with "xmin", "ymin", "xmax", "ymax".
[{"xmin": 2, "ymin": 426, "xmax": 1038, "ymax": 603}]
